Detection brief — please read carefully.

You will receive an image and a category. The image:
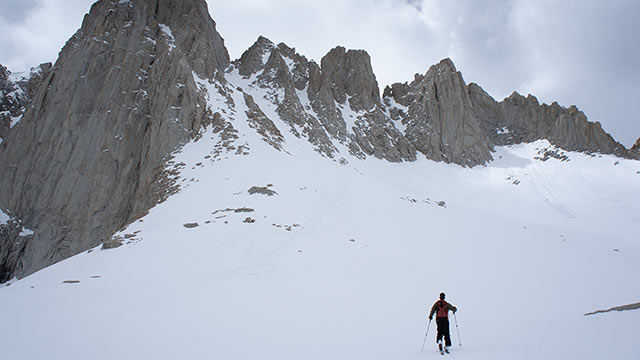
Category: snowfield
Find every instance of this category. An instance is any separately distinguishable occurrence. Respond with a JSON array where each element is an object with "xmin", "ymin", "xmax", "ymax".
[{"xmin": 1, "ymin": 75, "xmax": 639, "ymax": 359}]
